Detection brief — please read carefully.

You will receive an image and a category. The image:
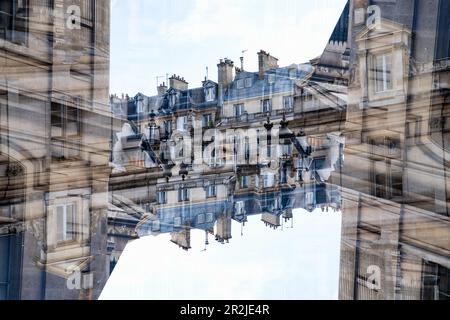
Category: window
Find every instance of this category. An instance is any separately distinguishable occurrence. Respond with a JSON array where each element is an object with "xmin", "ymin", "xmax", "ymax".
[
  {"xmin": 235, "ymin": 201, "xmax": 245, "ymax": 215},
  {"xmin": 263, "ymin": 174, "xmax": 275, "ymax": 188},
  {"xmin": 80, "ymin": 0, "xmax": 93, "ymax": 22},
  {"xmin": 205, "ymin": 87, "xmax": 215, "ymax": 102},
  {"xmin": 177, "ymin": 116, "xmax": 188, "ymax": 131},
  {"xmin": 148, "ymin": 124, "xmax": 157, "ymax": 141},
  {"xmin": 178, "ymin": 188, "xmax": 189, "ymax": 202},
  {"xmin": 51, "ymin": 103, "xmax": 80, "ymax": 138},
  {"xmin": 164, "ymin": 120, "xmax": 172, "ymax": 137},
  {"xmin": 373, "ymin": 53, "xmax": 393, "ymax": 93},
  {"xmin": 289, "ymin": 69, "xmax": 297, "ymax": 79},
  {"xmin": 283, "ymin": 96, "xmax": 294, "ymax": 109},
  {"xmin": 160, "ymin": 143, "xmax": 170, "ymax": 161},
  {"xmin": 245, "ymin": 77, "xmax": 252, "ymax": 88},
  {"xmin": 56, "ymin": 203, "xmax": 76, "ymax": 243},
  {"xmin": 136, "ymin": 100, "xmax": 144, "ymax": 113},
  {"xmin": 422, "ymin": 261, "xmax": 450, "ymax": 300},
  {"xmin": 0, "ymin": 234, "xmax": 22, "ymax": 300},
  {"xmin": 157, "ymin": 191, "xmax": 167, "ymax": 204},
  {"xmin": 268, "ymin": 74, "xmax": 275, "ymax": 84},
  {"xmin": 234, "ymin": 104, "xmax": 245, "ymax": 117},
  {"xmin": 280, "ymin": 166, "xmax": 288, "ymax": 183},
  {"xmin": 369, "ymin": 136, "xmax": 400, "ymax": 157},
  {"xmin": 151, "ymin": 220, "xmax": 160, "ymax": 232},
  {"xmin": 296, "ymin": 169, "xmax": 303, "ymax": 182},
  {"xmin": 206, "ymin": 185, "xmax": 216, "ymax": 198},
  {"xmin": 240, "ymin": 176, "xmax": 249, "ymax": 189},
  {"xmin": 0, "ymin": 0, "xmax": 28, "ymax": 45},
  {"xmin": 371, "ymin": 160, "xmax": 403, "ymax": 200},
  {"xmin": 202, "ymin": 114, "xmax": 213, "ymax": 128},
  {"xmin": 282, "ymin": 143, "xmax": 292, "ymax": 156},
  {"xmin": 306, "ymin": 192, "xmax": 314, "ymax": 205},
  {"xmin": 206, "ymin": 212, "xmax": 214, "ymax": 223},
  {"xmin": 435, "ymin": 0, "xmax": 450, "ymax": 60},
  {"xmin": 236, "ymin": 79, "xmax": 244, "ymax": 89},
  {"xmin": 51, "ymin": 103, "xmax": 81, "ymax": 159},
  {"xmin": 244, "ymin": 137, "xmax": 250, "ymax": 161},
  {"xmin": 169, "ymin": 93, "xmax": 177, "ymax": 107},
  {"xmin": 261, "ymin": 99, "xmax": 272, "ymax": 113},
  {"xmin": 197, "ymin": 213, "xmax": 206, "ymax": 224}
]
